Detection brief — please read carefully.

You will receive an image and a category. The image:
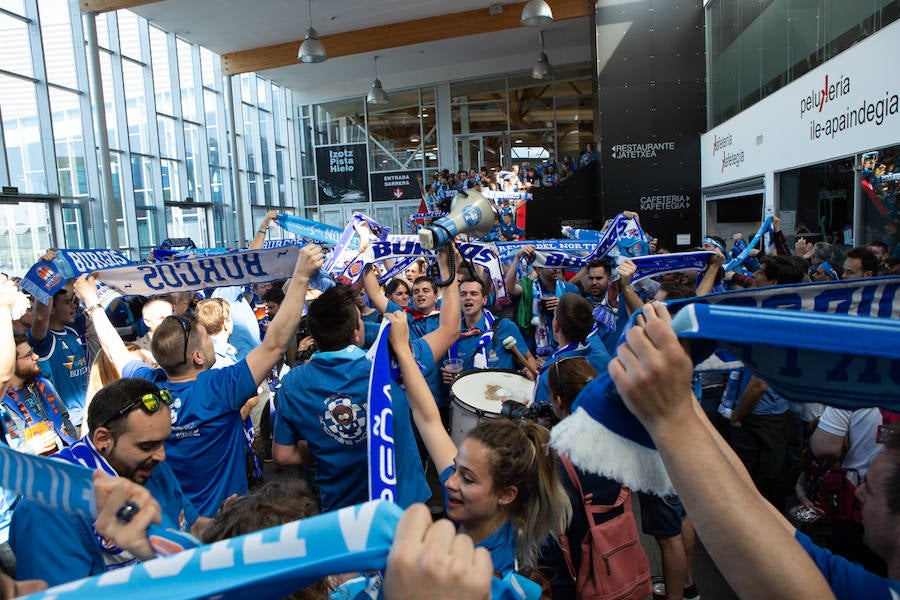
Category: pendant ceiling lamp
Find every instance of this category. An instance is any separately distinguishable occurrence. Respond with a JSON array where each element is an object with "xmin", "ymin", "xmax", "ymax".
[
  {"xmin": 531, "ymin": 31, "xmax": 552, "ymax": 80},
  {"xmin": 367, "ymin": 55, "xmax": 389, "ymax": 105},
  {"xmin": 521, "ymin": 0, "xmax": 553, "ymax": 26},
  {"xmin": 298, "ymin": 0, "xmax": 327, "ymax": 63}
]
